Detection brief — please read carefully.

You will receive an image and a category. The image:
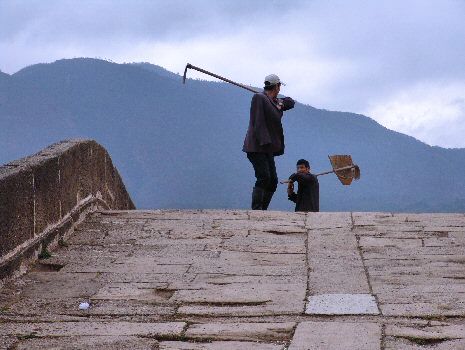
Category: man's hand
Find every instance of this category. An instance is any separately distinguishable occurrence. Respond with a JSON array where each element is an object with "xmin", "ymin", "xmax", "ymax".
[{"xmin": 287, "ymin": 181, "xmax": 294, "ymax": 196}]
